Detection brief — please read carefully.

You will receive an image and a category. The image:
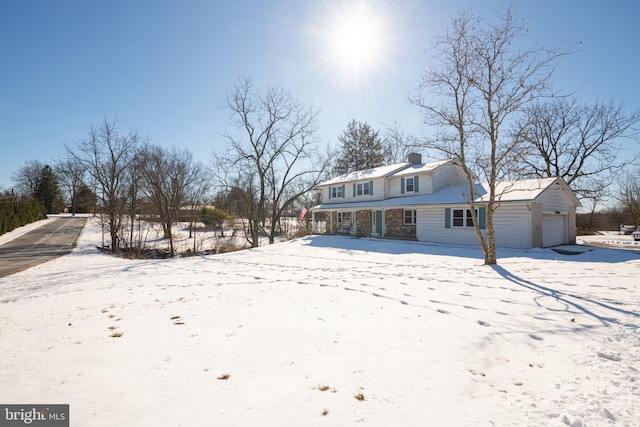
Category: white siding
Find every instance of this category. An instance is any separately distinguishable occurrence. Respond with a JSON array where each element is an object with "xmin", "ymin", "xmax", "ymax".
[
  {"xmin": 492, "ymin": 205, "xmax": 532, "ymax": 248},
  {"xmin": 416, "ymin": 206, "xmax": 481, "ymax": 247},
  {"xmin": 432, "ymin": 164, "xmax": 467, "ymax": 193},
  {"xmin": 417, "ymin": 203, "xmax": 532, "ymax": 249},
  {"xmin": 537, "ymin": 185, "xmax": 572, "ymax": 213},
  {"xmin": 388, "ymin": 173, "xmax": 434, "ymax": 198},
  {"xmin": 319, "ymin": 177, "xmax": 386, "ymax": 204}
]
